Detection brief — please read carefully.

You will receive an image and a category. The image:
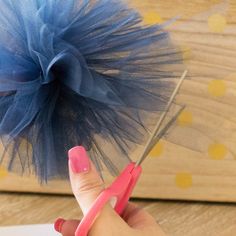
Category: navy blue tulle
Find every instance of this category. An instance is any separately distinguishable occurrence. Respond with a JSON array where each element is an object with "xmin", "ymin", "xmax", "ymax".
[{"xmin": 0, "ymin": 0, "xmax": 182, "ymax": 181}]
